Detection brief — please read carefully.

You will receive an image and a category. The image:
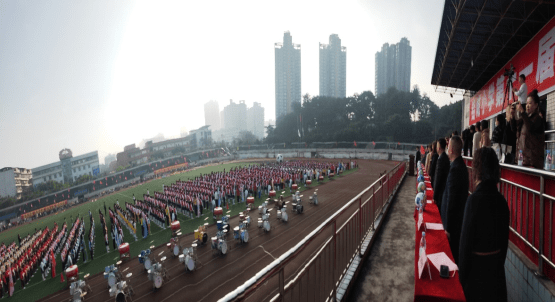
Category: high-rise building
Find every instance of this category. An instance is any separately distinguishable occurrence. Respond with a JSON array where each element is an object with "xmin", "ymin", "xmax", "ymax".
[
  {"xmin": 275, "ymin": 31, "xmax": 301, "ymax": 123},
  {"xmin": 375, "ymin": 37, "xmax": 412, "ymax": 95},
  {"xmin": 247, "ymin": 102, "xmax": 265, "ymax": 140},
  {"xmin": 0, "ymin": 167, "xmax": 32, "ymax": 200},
  {"xmin": 223, "ymin": 100, "xmax": 247, "ymax": 132},
  {"xmin": 204, "ymin": 100, "xmax": 221, "ymax": 131},
  {"xmin": 319, "ymin": 34, "xmax": 347, "ymax": 98}
]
